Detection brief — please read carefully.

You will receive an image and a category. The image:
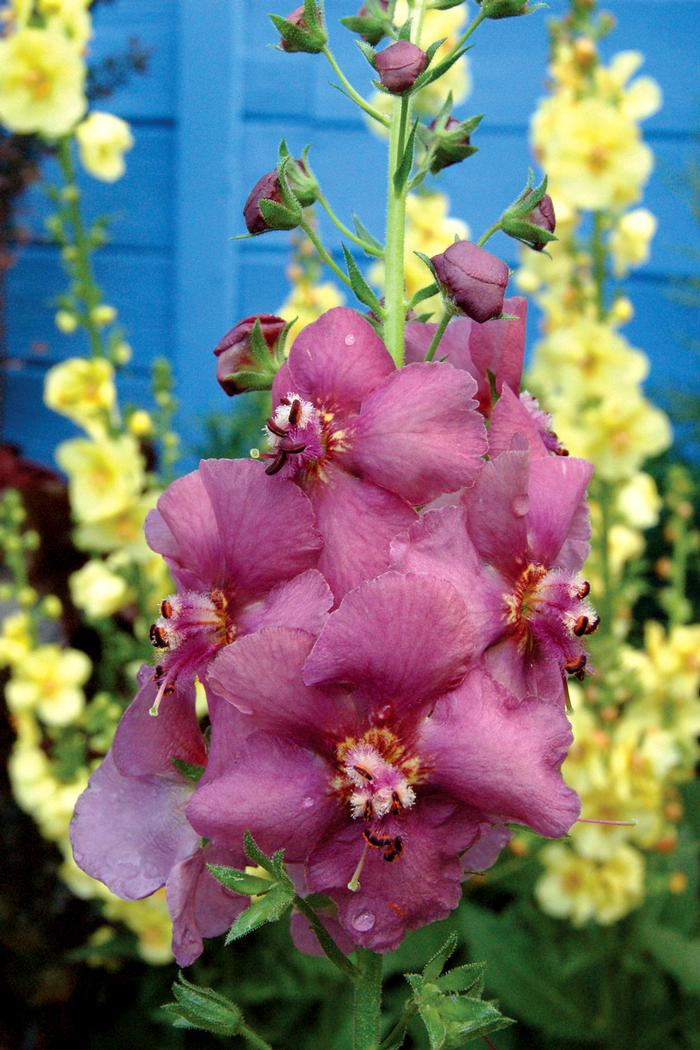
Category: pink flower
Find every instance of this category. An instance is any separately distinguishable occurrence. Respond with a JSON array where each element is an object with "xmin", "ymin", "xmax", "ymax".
[
  {"xmin": 392, "ymin": 448, "xmax": 597, "ymax": 704},
  {"xmin": 70, "ymin": 678, "xmax": 246, "ymax": 966},
  {"xmin": 187, "ymin": 572, "xmax": 579, "ymax": 952},
  {"xmin": 405, "ymin": 297, "xmax": 527, "ymax": 417},
  {"xmin": 260, "ymin": 307, "xmax": 487, "ymax": 599},
  {"xmin": 487, "ymin": 384, "xmax": 570, "ymax": 458},
  {"xmin": 143, "ymin": 458, "xmax": 331, "ymax": 713}
]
